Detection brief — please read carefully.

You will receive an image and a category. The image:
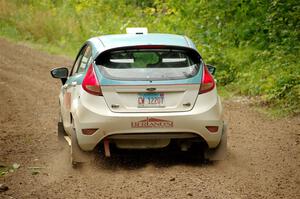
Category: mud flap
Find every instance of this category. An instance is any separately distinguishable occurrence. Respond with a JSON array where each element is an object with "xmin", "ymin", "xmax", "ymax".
[
  {"xmin": 70, "ymin": 128, "xmax": 92, "ymax": 164},
  {"xmin": 57, "ymin": 122, "xmax": 67, "ymax": 142},
  {"xmin": 204, "ymin": 122, "xmax": 227, "ymax": 161}
]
